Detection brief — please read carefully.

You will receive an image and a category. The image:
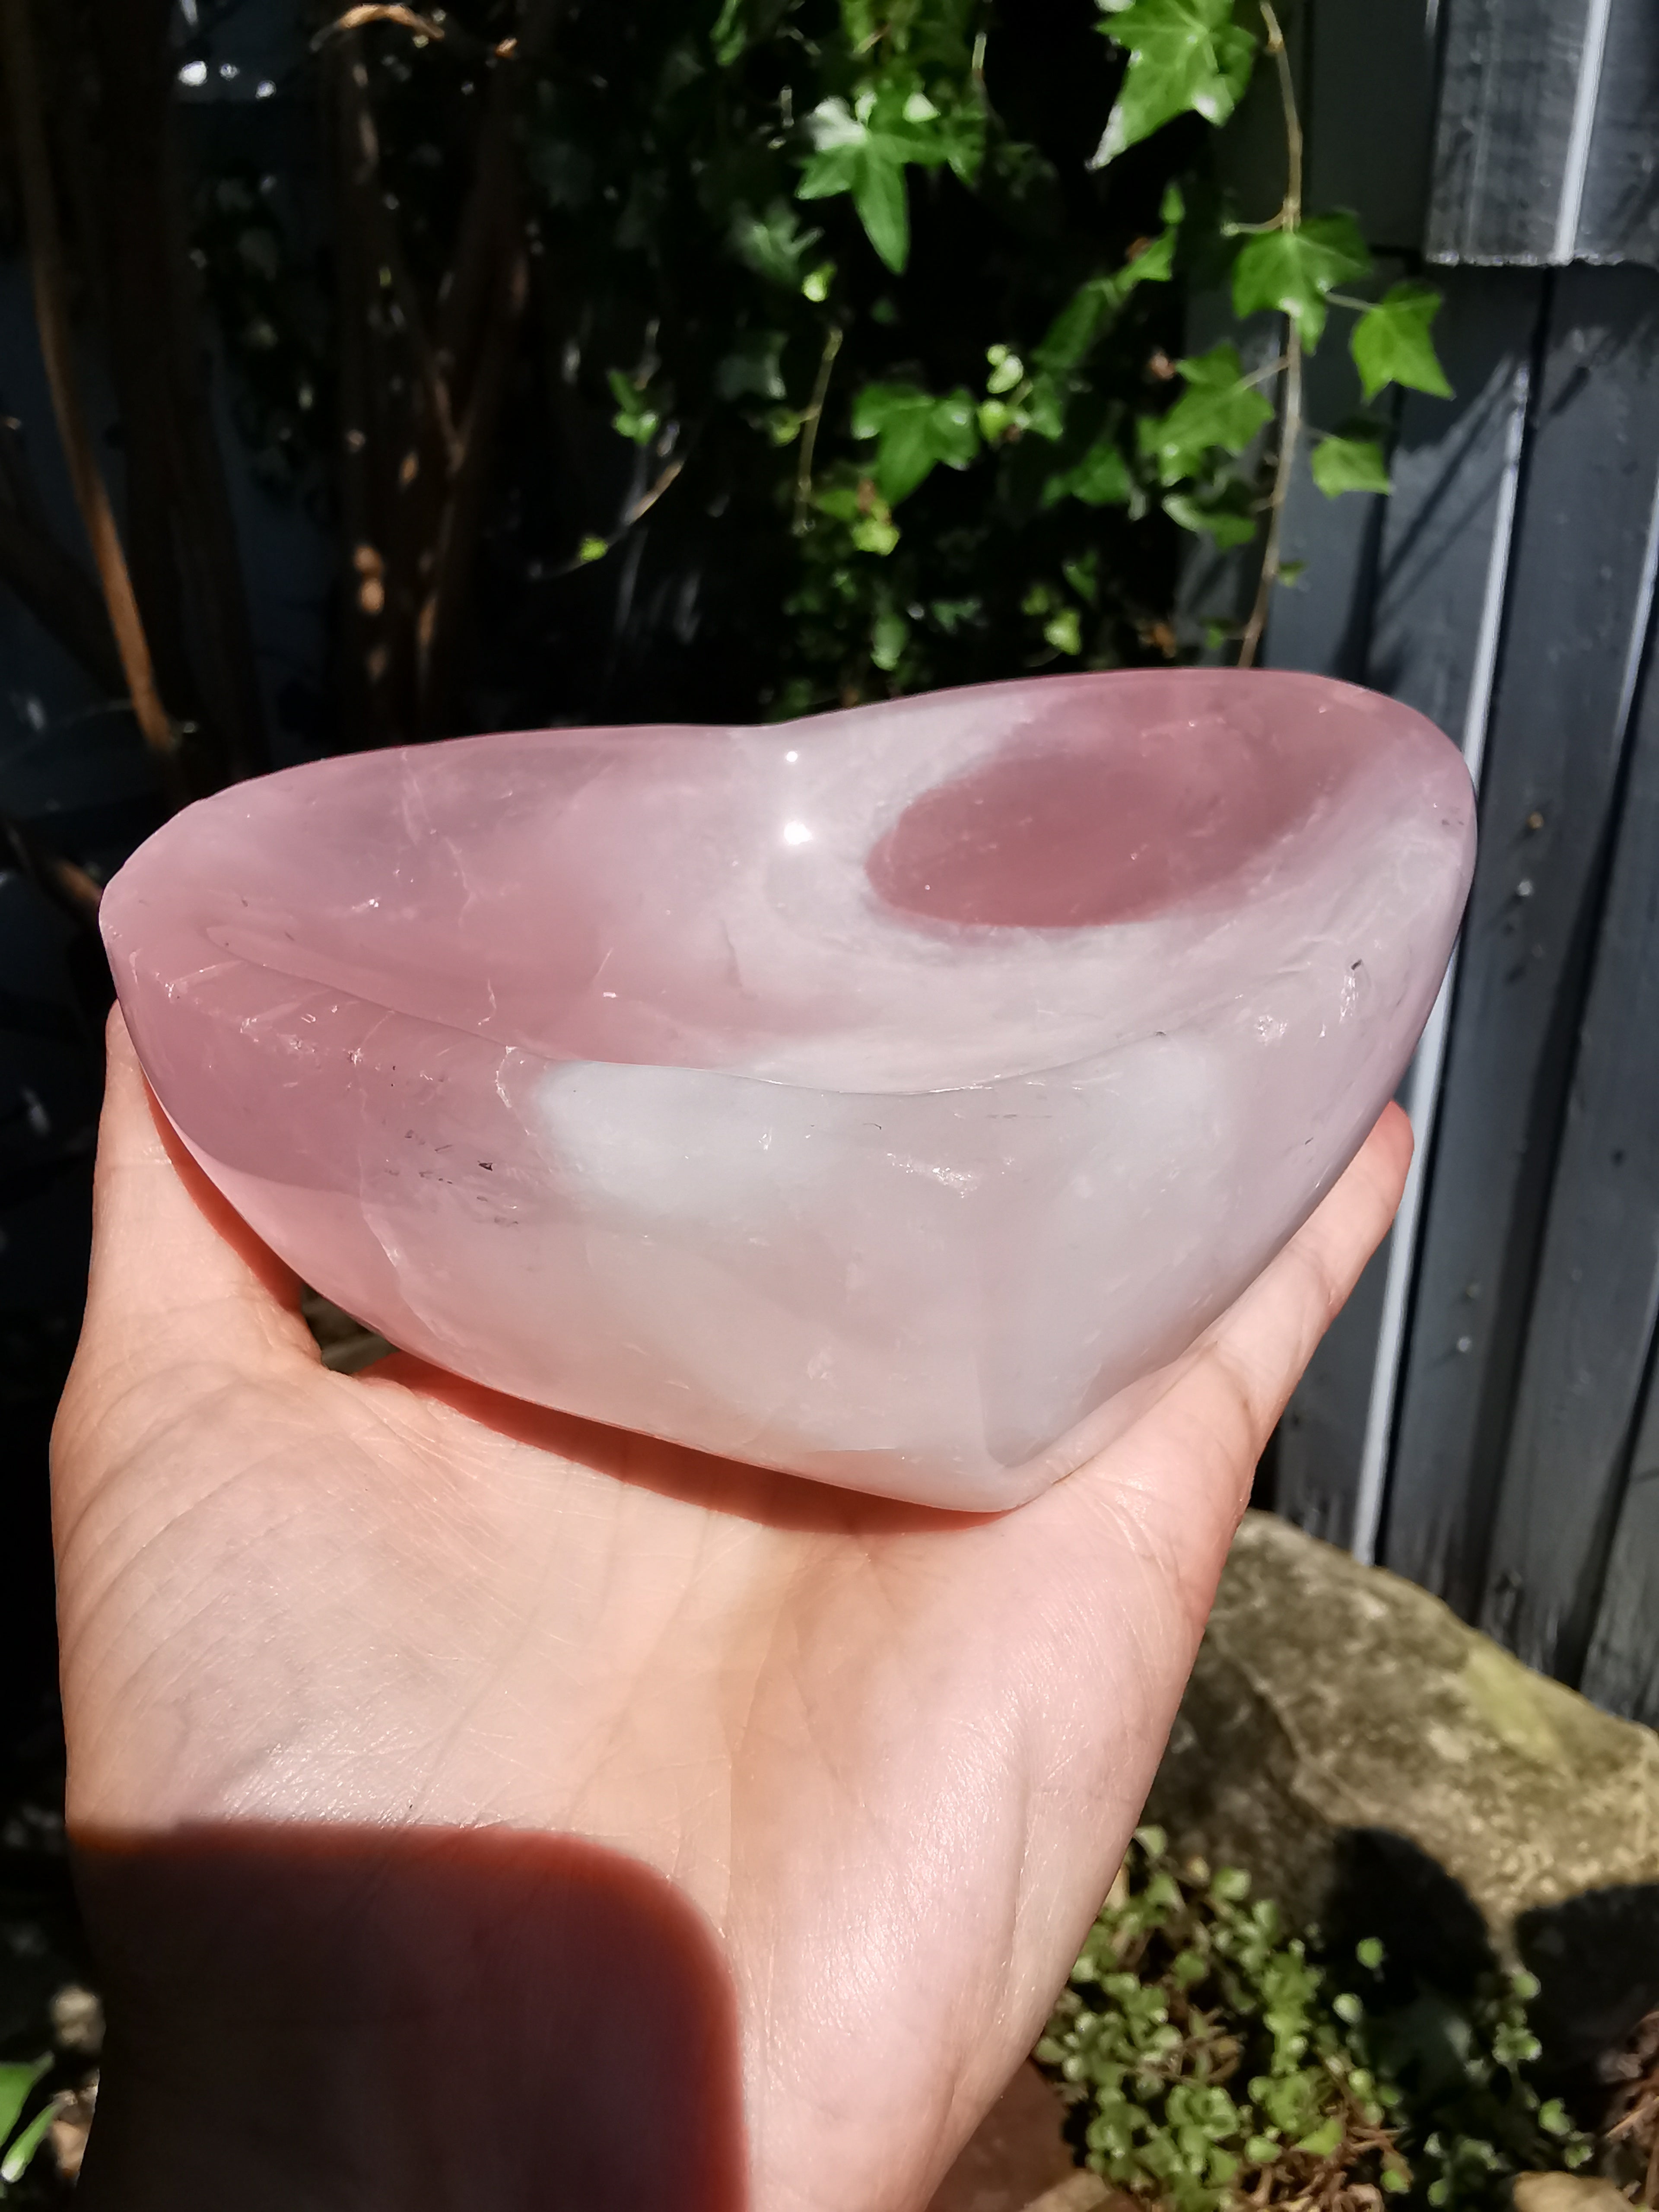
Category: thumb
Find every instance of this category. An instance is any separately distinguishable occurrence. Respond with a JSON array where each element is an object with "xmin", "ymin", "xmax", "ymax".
[{"xmin": 71, "ymin": 1007, "xmax": 315, "ymax": 1385}]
